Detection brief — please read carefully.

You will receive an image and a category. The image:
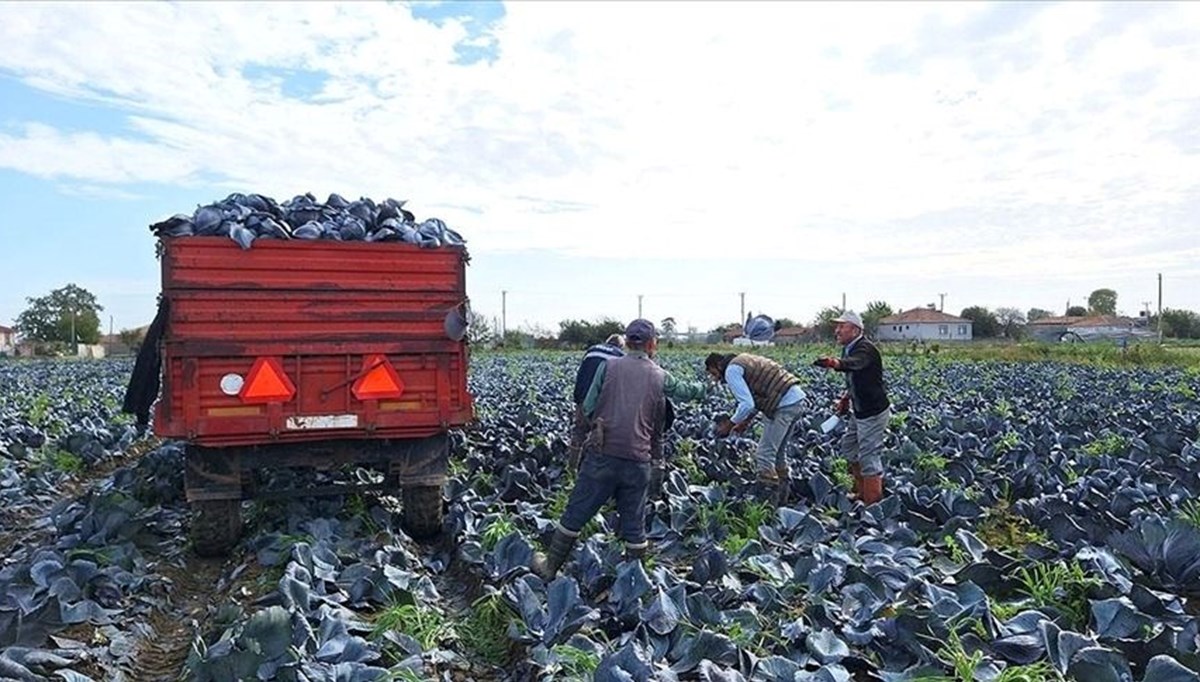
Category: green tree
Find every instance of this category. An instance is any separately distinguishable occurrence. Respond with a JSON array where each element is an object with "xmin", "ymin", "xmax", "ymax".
[
  {"xmin": 557, "ymin": 318, "xmax": 623, "ymax": 347},
  {"xmin": 960, "ymin": 306, "xmax": 1000, "ymax": 338},
  {"xmin": 812, "ymin": 306, "xmax": 843, "ymax": 340},
  {"xmin": 774, "ymin": 318, "xmax": 796, "ymax": 329},
  {"xmin": 994, "ymin": 307, "xmax": 1026, "ymax": 339},
  {"xmin": 1088, "ymin": 288, "xmax": 1118, "ymax": 316},
  {"xmin": 1027, "ymin": 308, "xmax": 1054, "ymax": 322},
  {"xmin": 15, "ymin": 284, "xmax": 103, "ymax": 344},
  {"xmin": 117, "ymin": 327, "xmax": 146, "ymax": 354},
  {"xmin": 660, "ymin": 317, "xmax": 677, "ymax": 339},
  {"xmin": 1160, "ymin": 308, "xmax": 1200, "ymax": 339},
  {"xmin": 1066, "ymin": 305, "xmax": 1089, "ymax": 317},
  {"xmin": 465, "ymin": 310, "xmax": 494, "ymax": 346},
  {"xmin": 862, "ymin": 301, "xmax": 893, "ymax": 337}
]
